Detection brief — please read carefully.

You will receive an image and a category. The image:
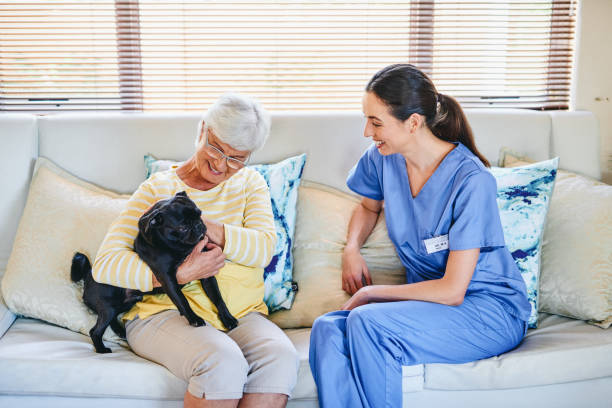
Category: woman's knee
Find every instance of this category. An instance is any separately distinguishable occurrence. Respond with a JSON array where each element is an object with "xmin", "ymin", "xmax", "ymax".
[
  {"xmin": 188, "ymin": 341, "xmax": 249, "ymax": 399},
  {"xmin": 246, "ymin": 339, "xmax": 298, "ymax": 396},
  {"xmin": 254, "ymin": 336, "xmax": 299, "ymax": 378}
]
